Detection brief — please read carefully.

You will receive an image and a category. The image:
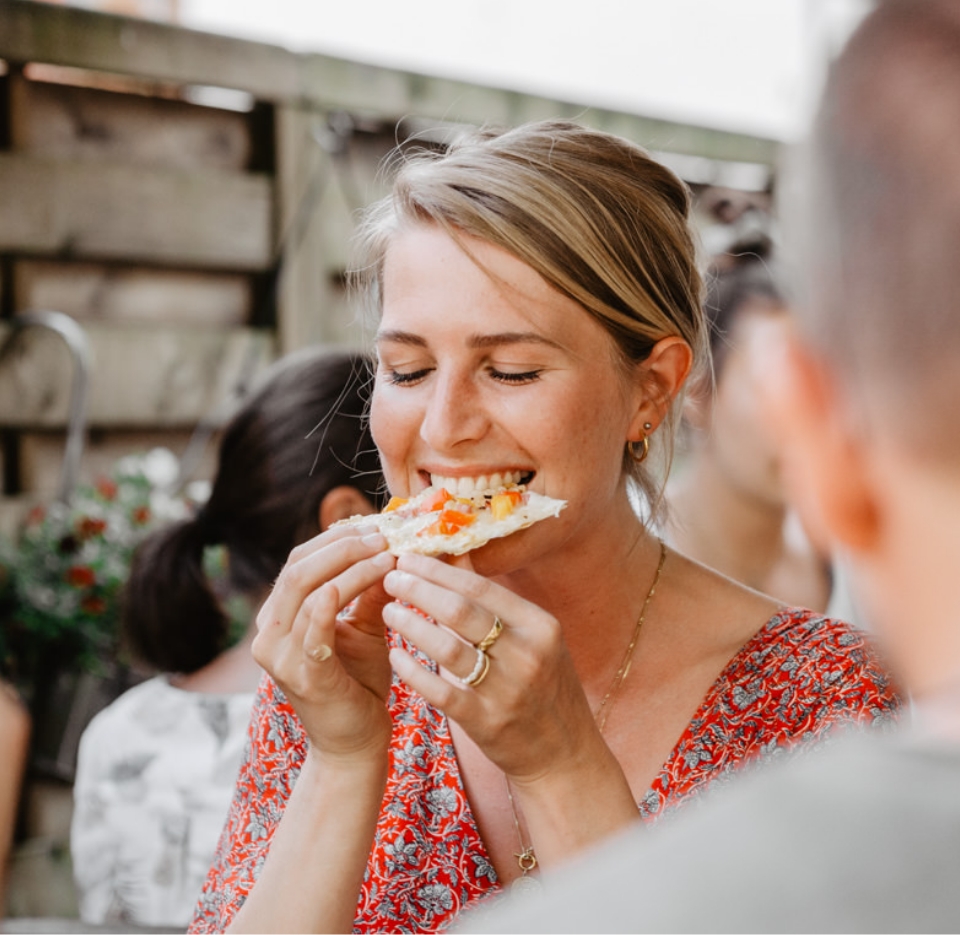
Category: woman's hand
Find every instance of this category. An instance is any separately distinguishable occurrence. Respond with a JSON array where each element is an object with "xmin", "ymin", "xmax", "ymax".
[
  {"xmin": 252, "ymin": 525, "xmax": 397, "ymax": 761},
  {"xmin": 381, "ymin": 552, "xmax": 601, "ymax": 784}
]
